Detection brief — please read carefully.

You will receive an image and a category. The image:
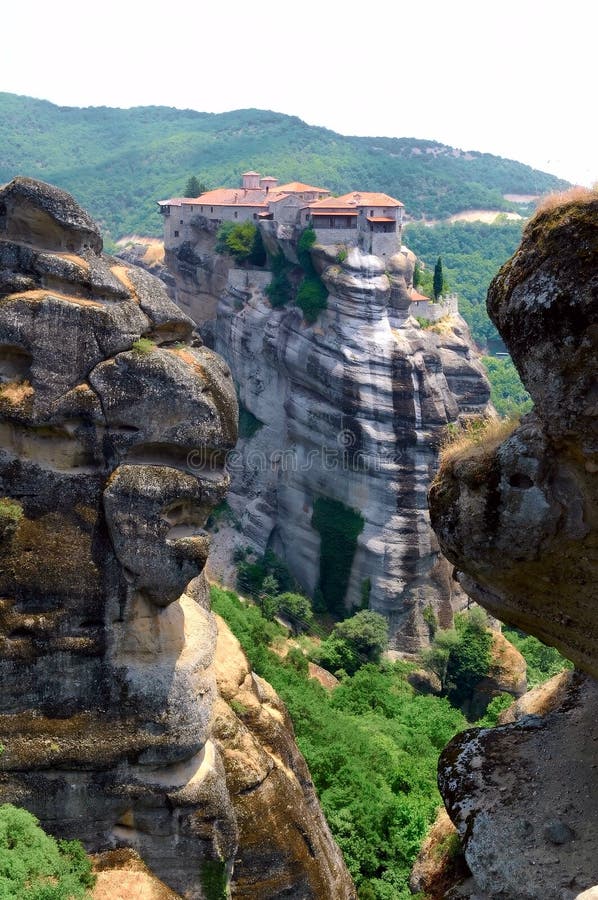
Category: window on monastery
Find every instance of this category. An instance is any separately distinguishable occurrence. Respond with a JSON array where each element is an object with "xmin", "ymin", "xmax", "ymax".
[
  {"xmin": 210, "ymin": 207, "xmax": 214, "ymax": 213},
  {"xmin": 180, "ymin": 219, "xmax": 184, "ymax": 225},
  {"xmin": 174, "ymin": 230, "xmax": 179, "ymax": 237},
  {"xmin": 234, "ymin": 211, "xmax": 238, "ymax": 219}
]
